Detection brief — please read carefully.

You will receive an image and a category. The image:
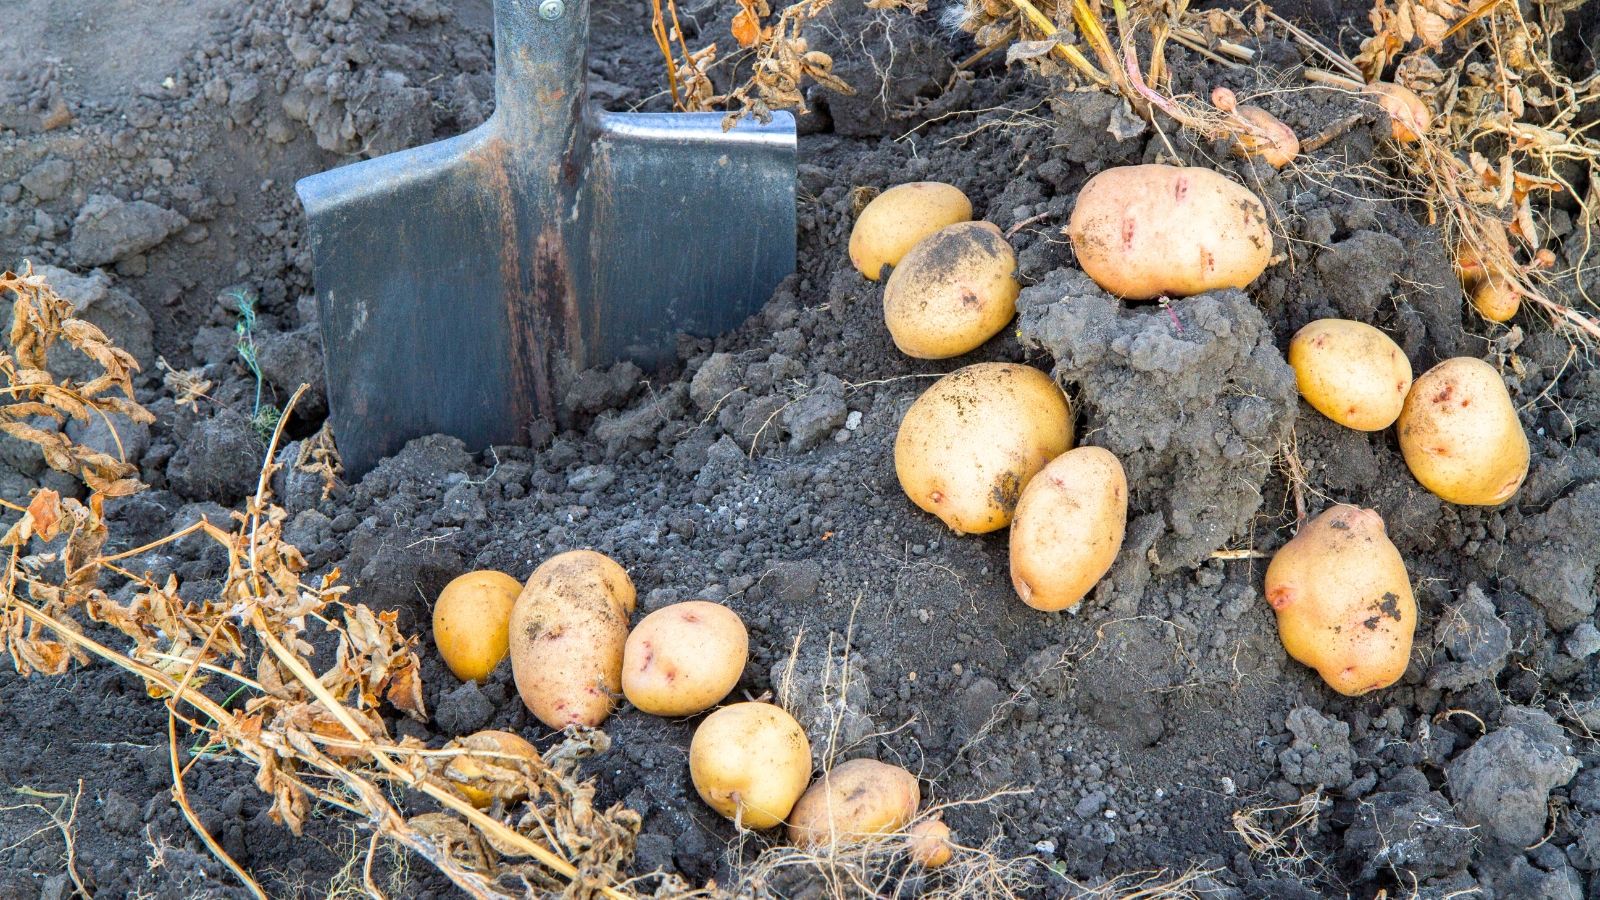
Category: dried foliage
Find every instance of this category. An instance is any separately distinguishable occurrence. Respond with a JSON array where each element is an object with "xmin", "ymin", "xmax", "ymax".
[
  {"xmin": 0, "ymin": 267, "xmax": 642, "ymax": 900},
  {"xmin": 651, "ymin": 0, "xmax": 855, "ymax": 128}
]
